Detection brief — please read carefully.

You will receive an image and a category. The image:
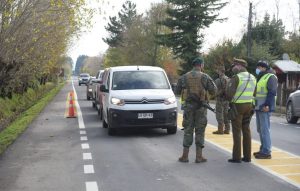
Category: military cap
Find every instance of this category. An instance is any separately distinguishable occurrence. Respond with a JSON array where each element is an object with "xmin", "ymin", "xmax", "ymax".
[
  {"xmin": 256, "ymin": 60, "xmax": 269, "ymax": 69},
  {"xmin": 233, "ymin": 58, "xmax": 247, "ymax": 67},
  {"xmin": 192, "ymin": 57, "xmax": 204, "ymax": 65}
]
